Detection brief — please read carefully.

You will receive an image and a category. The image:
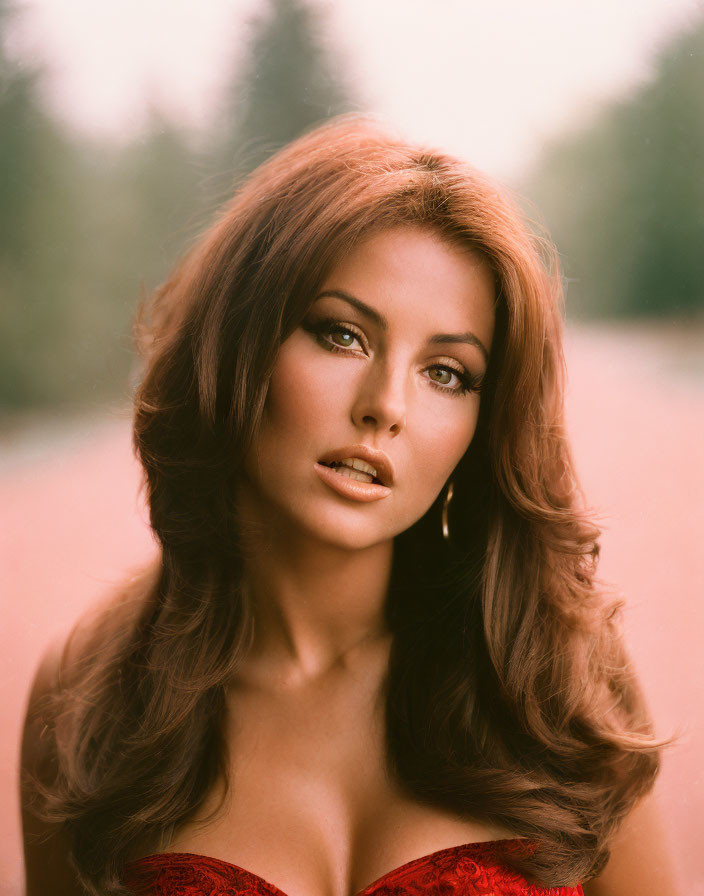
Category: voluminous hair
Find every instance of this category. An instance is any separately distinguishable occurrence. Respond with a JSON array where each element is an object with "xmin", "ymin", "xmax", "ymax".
[{"xmin": 28, "ymin": 115, "xmax": 669, "ymax": 894}]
